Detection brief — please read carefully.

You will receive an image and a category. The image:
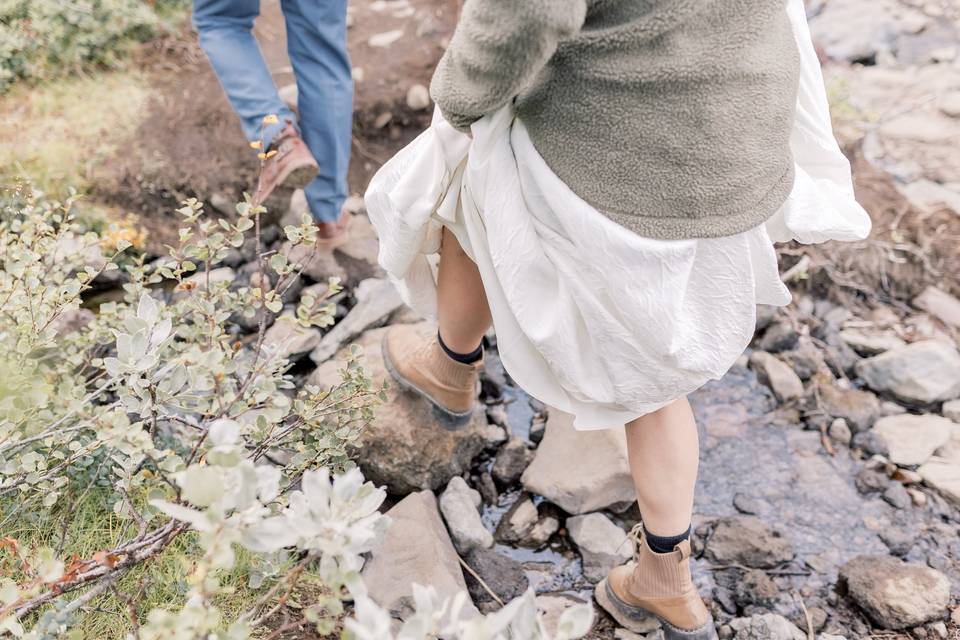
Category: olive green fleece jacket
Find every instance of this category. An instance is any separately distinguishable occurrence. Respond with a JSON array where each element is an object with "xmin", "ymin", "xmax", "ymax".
[{"xmin": 429, "ymin": 0, "xmax": 801, "ymax": 240}]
